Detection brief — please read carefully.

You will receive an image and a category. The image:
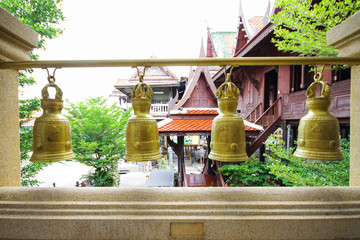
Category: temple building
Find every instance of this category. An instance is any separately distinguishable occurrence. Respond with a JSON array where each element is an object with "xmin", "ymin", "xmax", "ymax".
[
  {"xmin": 1, "ymin": 3, "xmax": 360, "ymax": 239},
  {"xmin": 212, "ymin": 0, "xmax": 350, "ymax": 157},
  {"xmin": 157, "ymin": 41, "xmax": 262, "ymax": 186},
  {"xmin": 111, "ymin": 56, "xmax": 179, "ymax": 120}
]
